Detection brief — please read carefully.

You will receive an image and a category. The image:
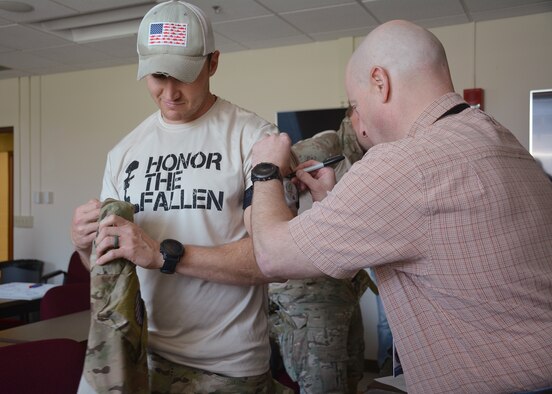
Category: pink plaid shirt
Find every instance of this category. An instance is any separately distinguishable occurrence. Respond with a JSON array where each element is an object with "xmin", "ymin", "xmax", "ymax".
[{"xmin": 290, "ymin": 93, "xmax": 552, "ymax": 393}]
